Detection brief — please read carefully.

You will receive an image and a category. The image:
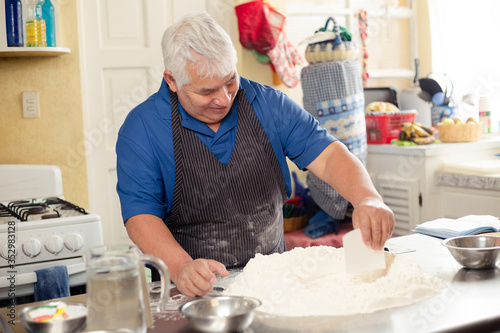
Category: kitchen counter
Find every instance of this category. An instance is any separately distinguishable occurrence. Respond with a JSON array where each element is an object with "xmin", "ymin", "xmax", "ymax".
[
  {"xmin": 367, "ymin": 135, "xmax": 500, "ymax": 157},
  {"xmin": 436, "ymin": 171, "xmax": 500, "ymax": 191},
  {"xmin": 2, "ymin": 234, "xmax": 500, "ymax": 333}
]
